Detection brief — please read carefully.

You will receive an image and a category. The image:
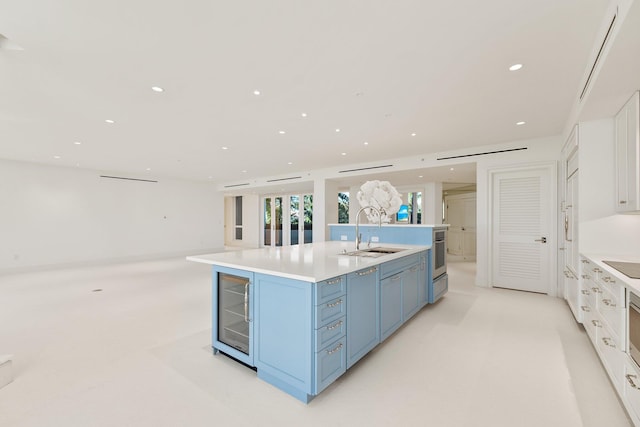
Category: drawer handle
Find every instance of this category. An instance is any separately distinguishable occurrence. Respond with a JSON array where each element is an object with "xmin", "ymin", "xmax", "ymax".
[
  {"xmin": 602, "ymin": 337, "xmax": 616, "ymax": 348},
  {"xmin": 581, "ymin": 290, "xmax": 590, "ymax": 295},
  {"xmin": 391, "ymin": 275, "xmax": 401, "ymax": 282},
  {"xmin": 593, "ymin": 268, "xmax": 603, "ymax": 273},
  {"xmin": 591, "ymin": 287, "xmax": 602, "ymax": 294},
  {"xmin": 326, "ymin": 320, "xmax": 343, "ymax": 331},
  {"xmin": 326, "ymin": 278, "xmax": 342, "ymax": 285},
  {"xmin": 627, "ymin": 374, "xmax": 639, "ymax": 389},
  {"xmin": 591, "ymin": 319, "xmax": 602, "ymax": 328},
  {"xmin": 410, "ymin": 266, "xmax": 418, "ymax": 273},
  {"xmin": 326, "ymin": 342, "xmax": 343, "ymax": 355},
  {"xmin": 602, "ymin": 298, "xmax": 616, "ymax": 307},
  {"xmin": 580, "ymin": 305, "xmax": 590, "ymax": 312},
  {"xmin": 356, "ymin": 267, "xmax": 377, "ymax": 276},
  {"xmin": 603, "ymin": 276, "xmax": 616, "ymax": 284},
  {"xmin": 581, "ymin": 274, "xmax": 590, "ymax": 279},
  {"xmin": 581, "ymin": 260, "xmax": 589, "ymax": 264},
  {"xmin": 620, "ymin": 200, "xmax": 628, "ymax": 204},
  {"xmin": 326, "ymin": 299, "xmax": 343, "ymax": 308}
]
